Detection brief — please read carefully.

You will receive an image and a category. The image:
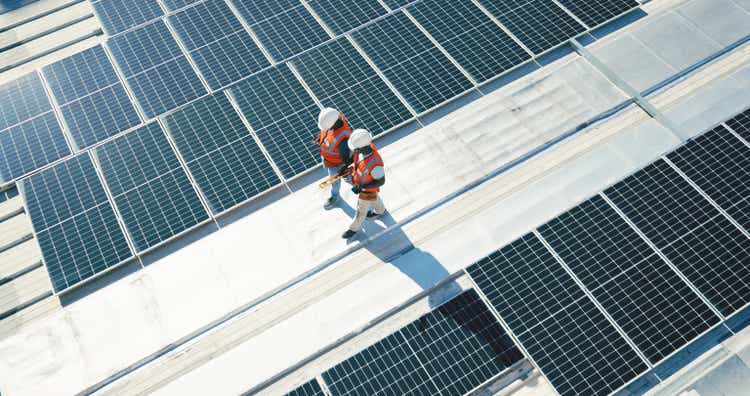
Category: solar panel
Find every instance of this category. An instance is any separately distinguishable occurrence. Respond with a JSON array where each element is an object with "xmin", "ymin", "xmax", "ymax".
[
  {"xmin": 162, "ymin": 0, "xmax": 200, "ymax": 11},
  {"xmin": 538, "ymin": 195, "xmax": 655, "ymax": 290},
  {"xmin": 163, "ymin": 93, "xmax": 280, "ymax": 213},
  {"xmin": 467, "ymin": 233, "xmax": 648, "ymax": 396},
  {"xmin": 477, "ymin": 0, "xmax": 586, "ymax": 54},
  {"xmin": 292, "ymin": 38, "xmax": 413, "ymax": 136},
  {"xmin": 22, "ymin": 154, "xmax": 132, "ymax": 292},
  {"xmin": 92, "ymin": 0, "xmax": 164, "ymax": 36},
  {"xmin": 42, "ymin": 45, "xmax": 141, "ymax": 149},
  {"xmin": 407, "ymin": 0, "xmax": 531, "ymax": 83},
  {"xmin": 0, "ymin": 112, "xmax": 70, "ymax": 182},
  {"xmin": 107, "ymin": 20, "xmax": 207, "ymax": 118},
  {"xmin": 661, "ymin": 215, "xmax": 750, "ymax": 317},
  {"xmin": 285, "ymin": 379, "xmax": 325, "ymax": 396},
  {"xmin": 0, "ymin": 72, "xmax": 52, "ymax": 131},
  {"xmin": 351, "ymin": 12, "xmax": 474, "ymax": 113},
  {"xmin": 231, "ymin": 0, "xmax": 330, "ymax": 61},
  {"xmin": 382, "ymin": 0, "xmax": 411, "ymax": 9},
  {"xmin": 229, "ymin": 65, "xmax": 320, "ymax": 179},
  {"xmin": 726, "ymin": 108, "xmax": 750, "ymax": 143},
  {"xmin": 467, "ymin": 233, "xmax": 586, "ymax": 335},
  {"xmin": 323, "ymin": 290, "xmax": 521, "ymax": 396},
  {"xmin": 515, "ymin": 296, "xmax": 647, "ymax": 396},
  {"xmin": 604, "ymin": 159, "xmax": 721, "ymax": 249},
  {"xmin": 591, "ymin": 254, "xmax": 720, "ymax": 363},
  {"xmin": 168, "ymin": 0, "xmax": 270, "ymax": 90},
  {"xmin": 667, "ymin": 126, "xmax": 750, "ymax": 228},
  {"xmin": 307, "ymin": 0, "xmax": 388, "ymax": 34},
  {"xmin": 556, "ymin": 0, "xmax": 640, "ymax": 28},
  {"xmin": 96, "ymin": 122, "xmax": 209, "ymax": 252}
]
